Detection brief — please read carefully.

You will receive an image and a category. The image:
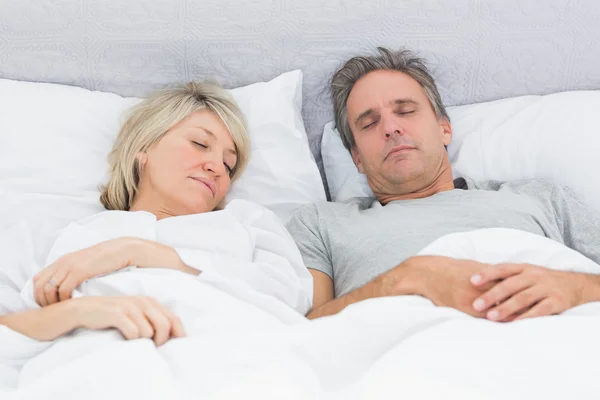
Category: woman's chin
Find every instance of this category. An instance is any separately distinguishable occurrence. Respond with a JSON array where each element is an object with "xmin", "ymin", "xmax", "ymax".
[{"xmin": 185, "ymin": 198, "xmax": 216, "ymax": 215}]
